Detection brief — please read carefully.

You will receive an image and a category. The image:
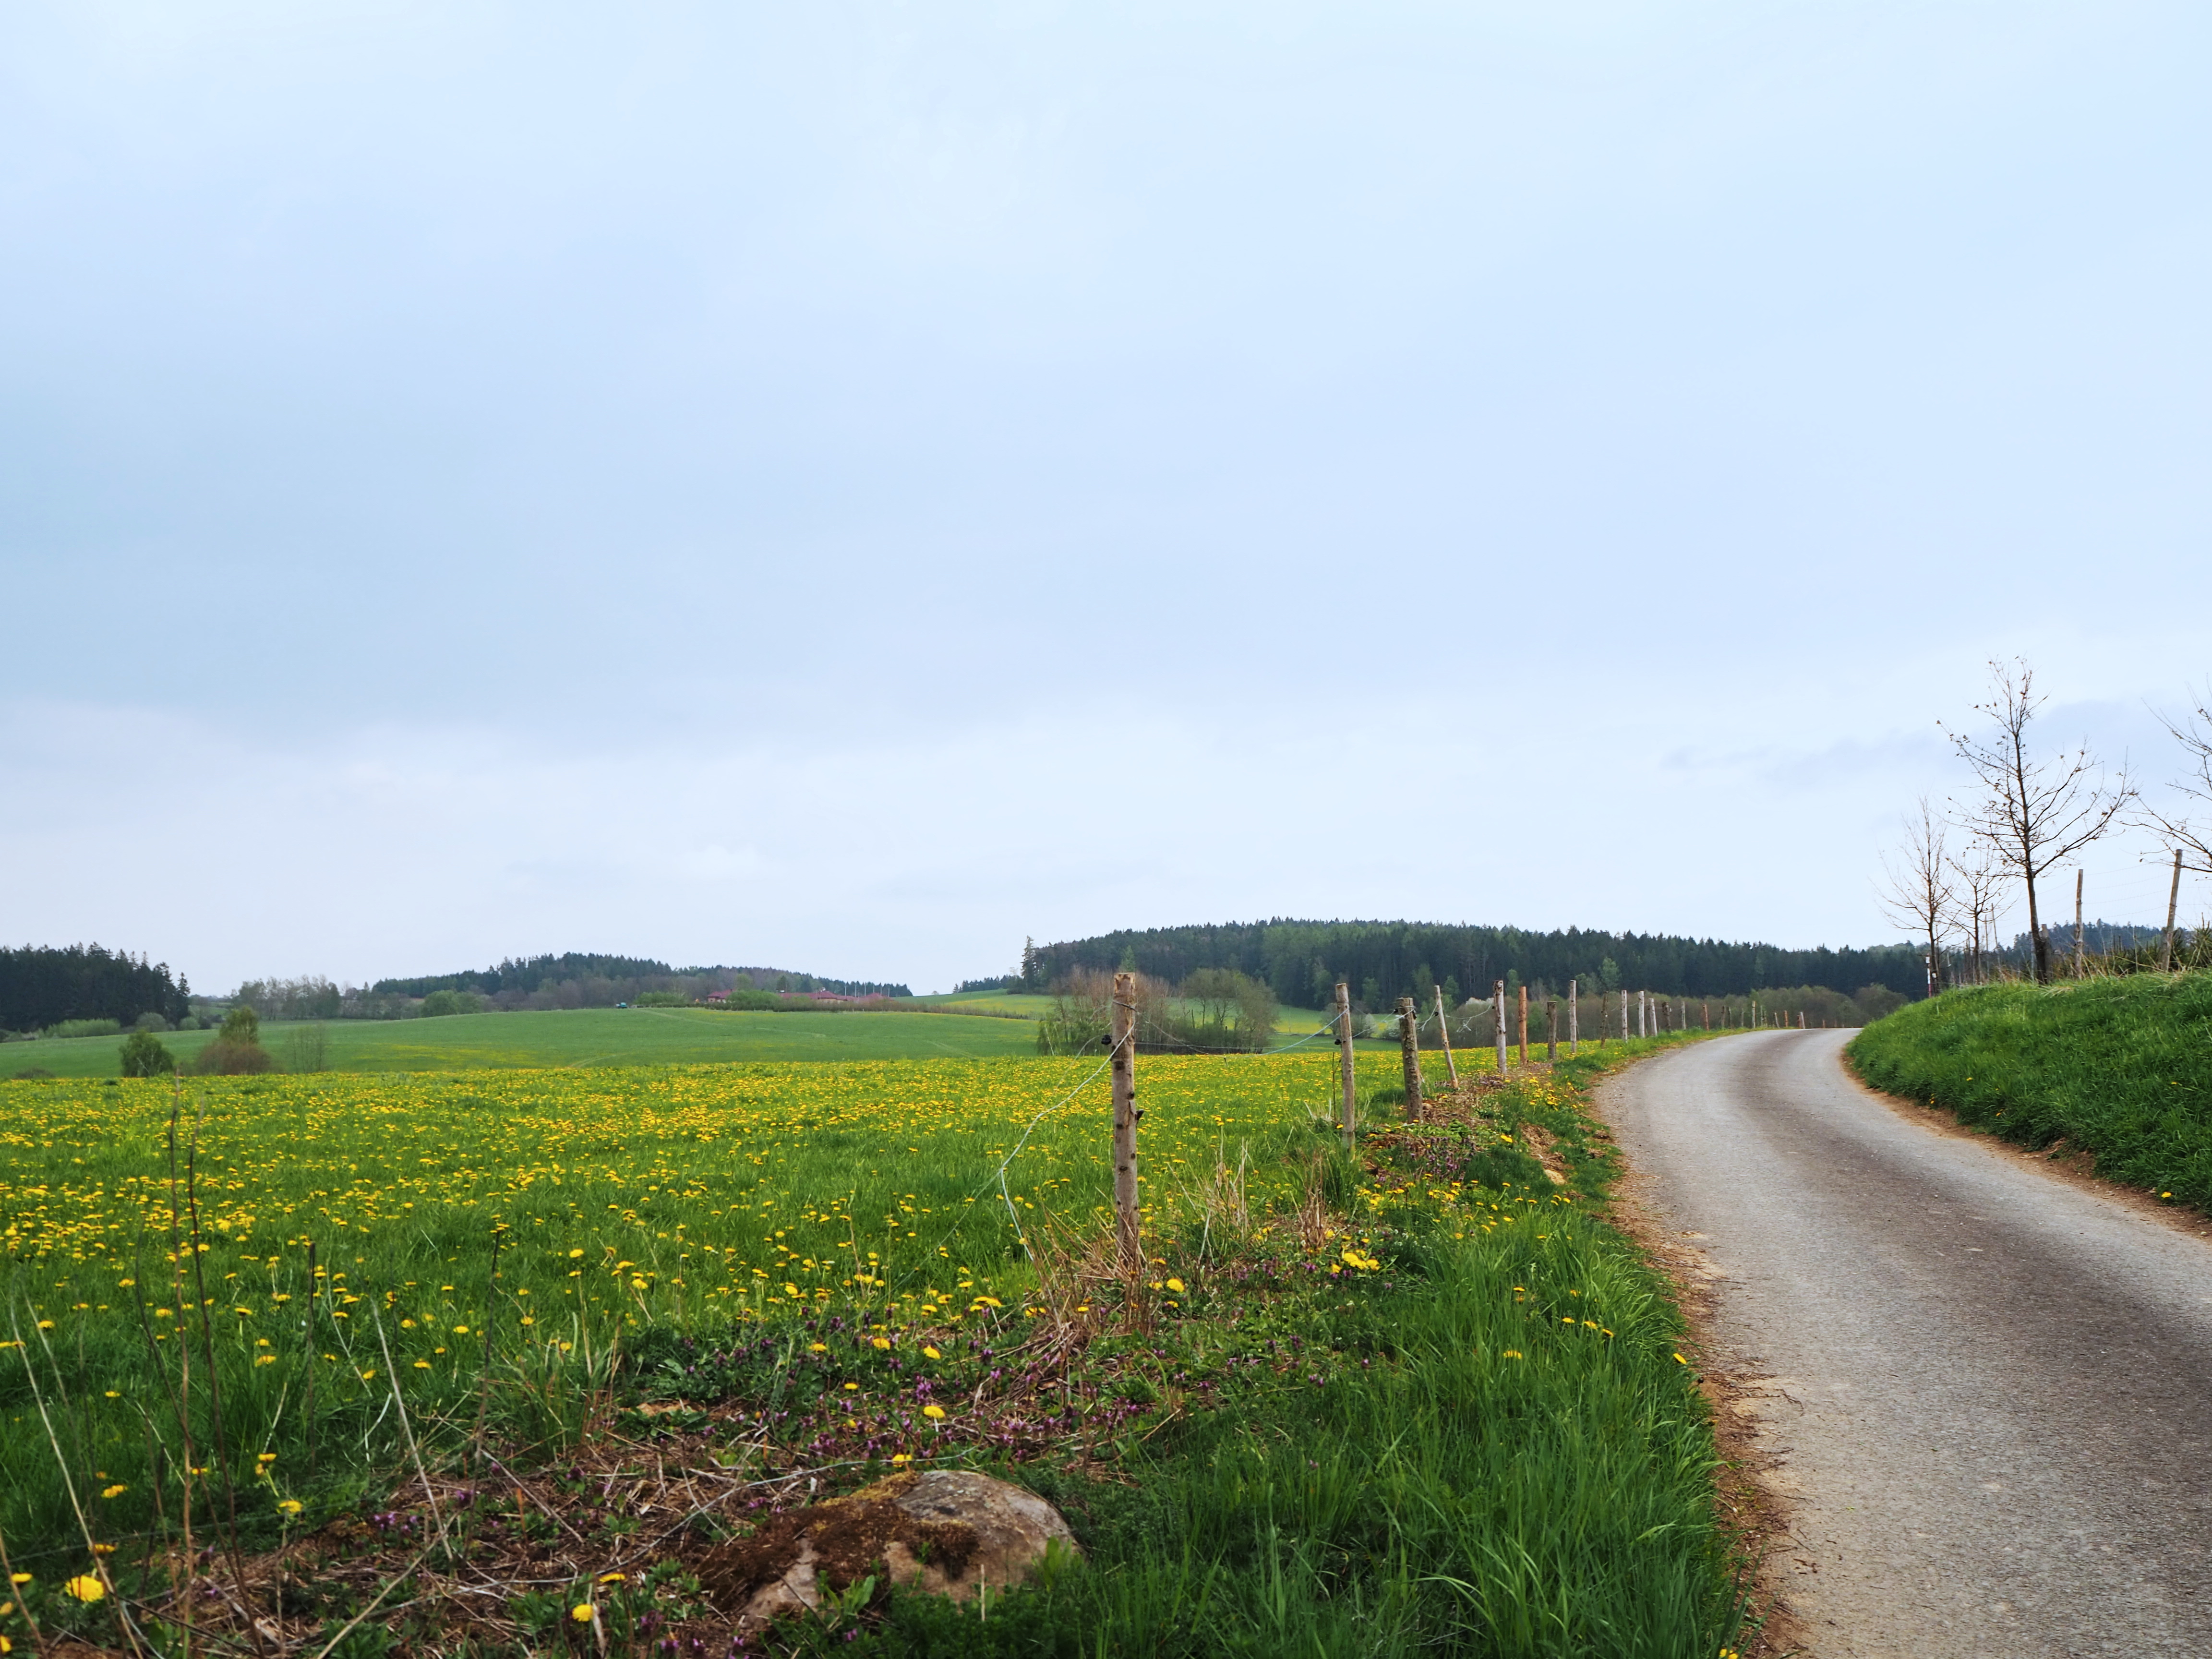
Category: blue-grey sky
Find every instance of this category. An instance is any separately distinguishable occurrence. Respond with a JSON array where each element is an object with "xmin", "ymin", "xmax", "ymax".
[{"xmin": 5, "ymin": 1, "xmax": 2208, "ymax": 994}]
